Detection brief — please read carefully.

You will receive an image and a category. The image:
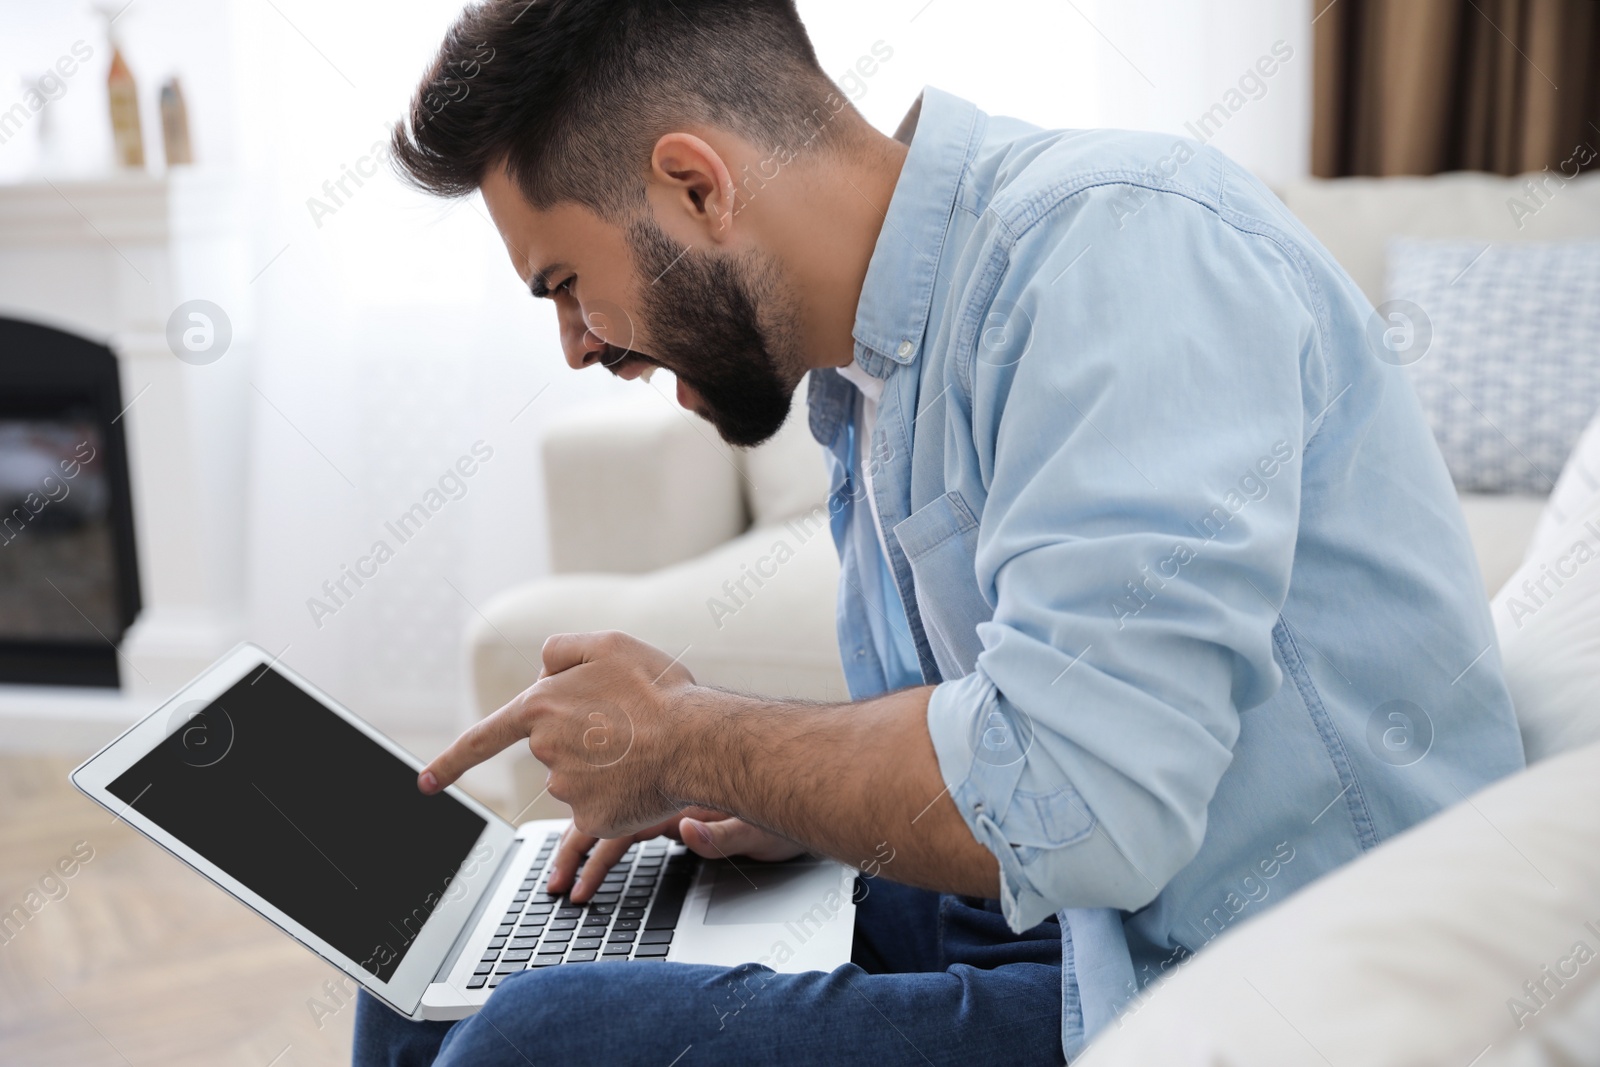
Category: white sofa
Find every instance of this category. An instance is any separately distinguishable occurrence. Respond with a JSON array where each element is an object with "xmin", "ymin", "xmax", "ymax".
[{"xmin": 468, "ymin": 170, "xmax": 1600, "ymax": 818}]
